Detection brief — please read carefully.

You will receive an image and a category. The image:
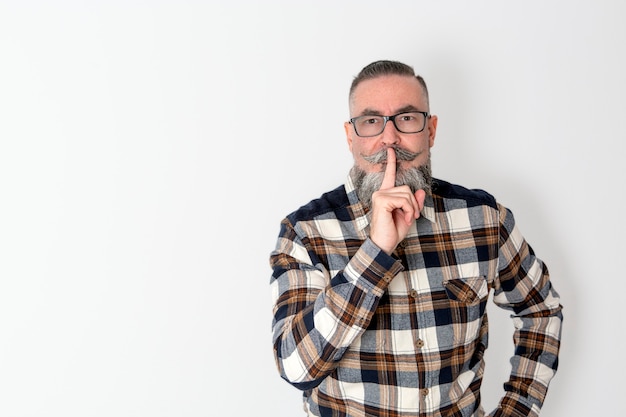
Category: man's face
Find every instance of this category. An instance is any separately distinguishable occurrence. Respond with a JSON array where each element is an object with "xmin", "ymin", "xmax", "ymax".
[{"xmin": 344, "ymin": 74, "xmax": 438, "ymax": 175}]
